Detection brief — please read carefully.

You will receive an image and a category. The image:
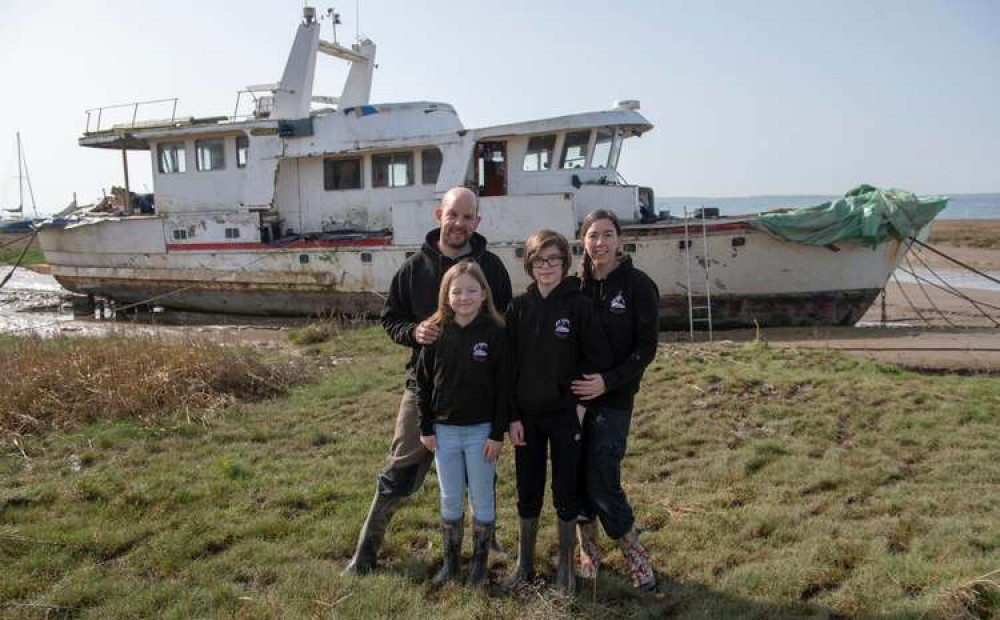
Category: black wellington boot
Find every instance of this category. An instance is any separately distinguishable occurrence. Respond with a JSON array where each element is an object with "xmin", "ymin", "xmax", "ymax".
[
  {"xmin": 343, "ymin": 491, "xmax": 401, "ymax": 575},
  {"xmin": 430, "ymin": 518, "xmax": 464, "ymax": 587},
  {"xmin": 467, "ymin": 520, "xmax": 494, "ymax": 586},
  {"xmin": 504, "ymin": 517, "xmax": 538, "ymax": 589},
  {"xmin": 554, "ymin": 518, "xmax": 577, "ymax": 595}
]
